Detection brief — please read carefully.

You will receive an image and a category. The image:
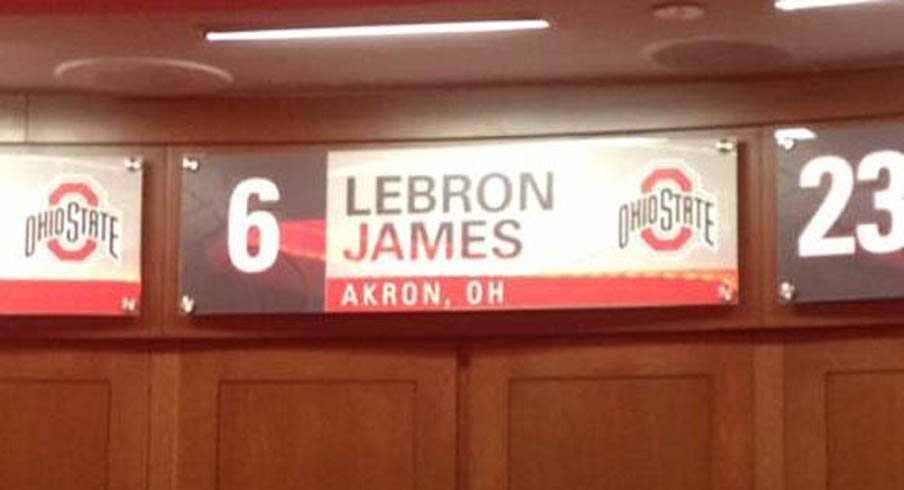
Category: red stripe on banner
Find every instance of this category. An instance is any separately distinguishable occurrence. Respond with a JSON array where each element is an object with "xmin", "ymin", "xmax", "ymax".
[
  {"xmin": 0, "ymin": 280, "xmax": 141, "ymax": 316},
  {"xmin": 280, "ymin": 220, "xmax": 327, "ymax": 261},
  {"xmin": 246, "ymin": 219, "xmax": 327, "ymax": 262},
  {"xmin": 326, "ymin": 273, "xmax": 738, "ymax": 312}
]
